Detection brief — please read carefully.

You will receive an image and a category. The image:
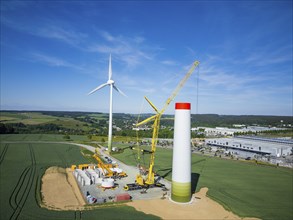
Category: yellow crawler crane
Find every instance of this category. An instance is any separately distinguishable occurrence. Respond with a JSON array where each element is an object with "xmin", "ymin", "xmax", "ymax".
[
  {"xmin": 92, "ymin": 153, "xmax": 115, "ymax": 178},
  {"xmin": 93, "ymin": 150, "xmax": 127, "ymax": 178},
  {"xmin": 124, "ymin": 60, "xmax": 200, "ymax": 190}
]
